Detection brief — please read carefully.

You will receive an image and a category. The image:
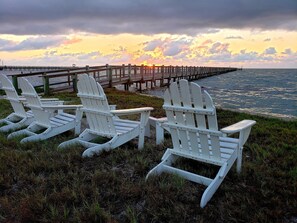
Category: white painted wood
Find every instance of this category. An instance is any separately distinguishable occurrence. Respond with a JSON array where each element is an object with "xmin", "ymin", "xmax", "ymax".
[
  {"xmin": 146, "ymin": 79, "xmax": 256, "ymax": 208},
  {"xmin": 58, "ymin": 74, "xmax": 153, "ymax": 157},
  {"xmin": 0, "ymin": 74, "xmax": 33, "ymax": 132},
  {"xmin": 7, "ymin": 77, "xmax": 82, "ymax": 142}
]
